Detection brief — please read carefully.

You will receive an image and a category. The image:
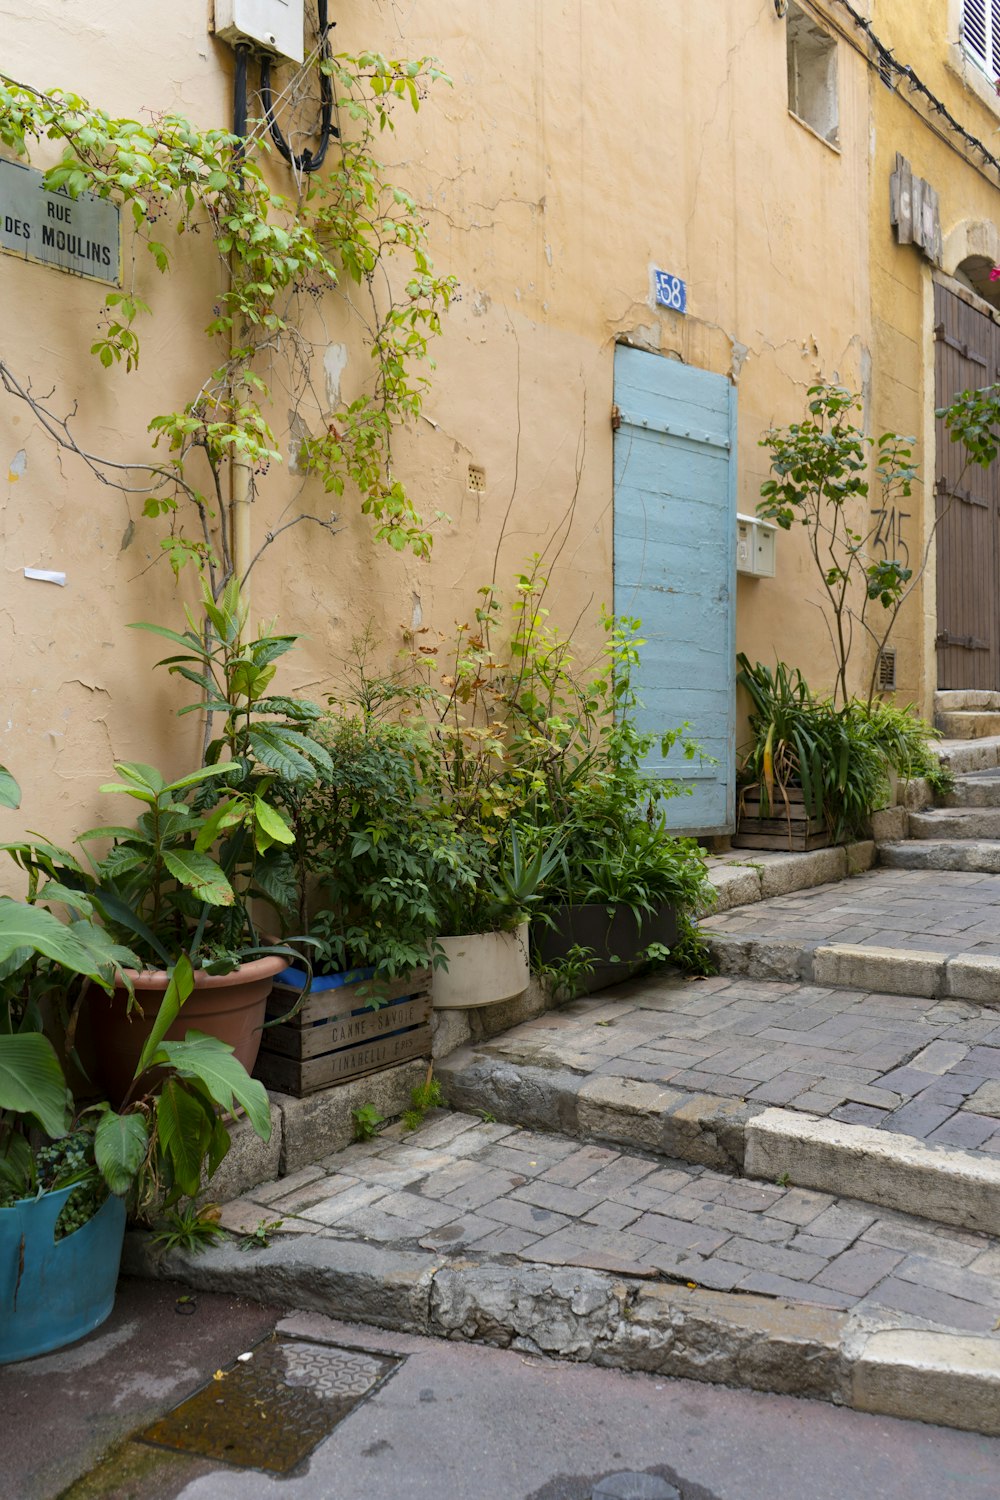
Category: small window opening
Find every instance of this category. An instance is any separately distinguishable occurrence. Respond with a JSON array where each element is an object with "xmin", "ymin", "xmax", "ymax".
[
  {"xmin": 954, "ymin": 254, "xmax": 1000, "ymax": 312},
  {"xmin": 786, "ymin": 1, "xmax": 840, "ymax": 147},
  {"xmin": 961, "ymin": 0, "xmax": 999, "ymax": 78}
]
